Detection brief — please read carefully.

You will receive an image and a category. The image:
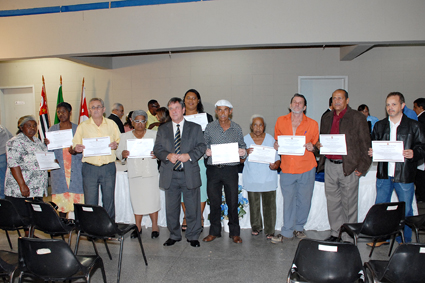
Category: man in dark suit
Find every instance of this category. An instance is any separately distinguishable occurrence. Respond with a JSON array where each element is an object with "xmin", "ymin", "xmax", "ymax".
[
  {"xmin": 153, "ymin": 97, "xmax": 206, "ymax": 247},
  {"xmin": 108, "ymin": 103, "xmax": 125, "ymax": 133},
  {"xmin": 413, "ymin": 97, "xmax": 425, "ymax": 202}
]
